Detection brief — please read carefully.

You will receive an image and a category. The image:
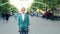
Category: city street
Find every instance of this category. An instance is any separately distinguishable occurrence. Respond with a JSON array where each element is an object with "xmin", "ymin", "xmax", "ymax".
[{"xmin": 0, "ymin": 16, "xmax": 60, "ymax": 34}]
